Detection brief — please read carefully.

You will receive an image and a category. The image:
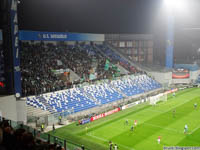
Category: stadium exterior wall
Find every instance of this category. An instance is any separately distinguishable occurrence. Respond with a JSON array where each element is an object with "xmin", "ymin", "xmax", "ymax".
[
  {"xmin": 149, "ymin": 69, "xmax": 200, "ymax": 86},
  {"xmin": 148, "ymin": 71, "xmax": 172, "ymax": 86},
  {"xmin": 16, "ymin": 100, "xmax": 27, "ymax": 124},
  {"xmin": 190, "ymin": 70, "xmax": 200, "ymax": 83},
  {"xmin": 172, "ymin": 70, "xmax": 200, "ymax": 84},
  {"xmin": 0, "ymin": 96, "xmax": 27, "ymax": 124},
  {"xmin": 172, "ymin": 78, "xmax": 190, "ymax": 84},
  {"xmin": 0, "ymin": 95, "xmax": 17, "ymax": 121}
]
